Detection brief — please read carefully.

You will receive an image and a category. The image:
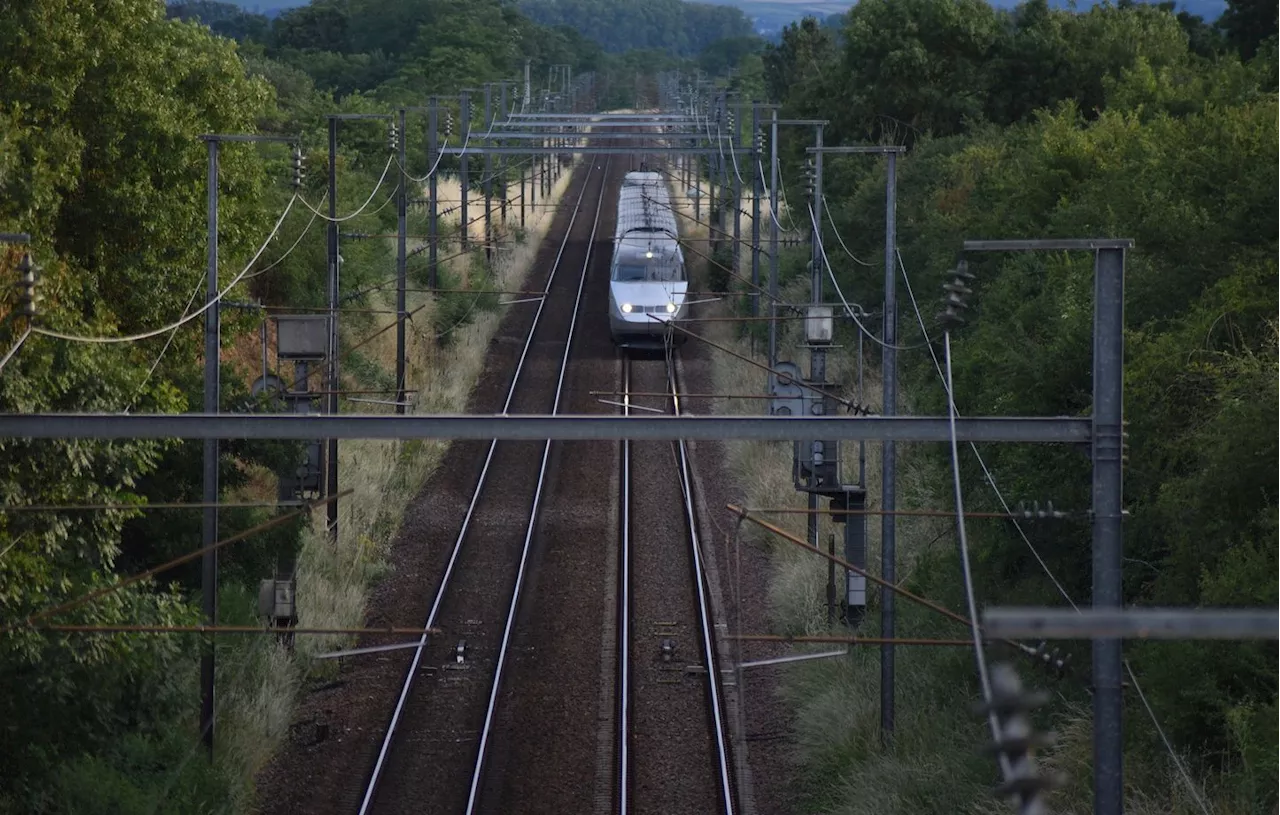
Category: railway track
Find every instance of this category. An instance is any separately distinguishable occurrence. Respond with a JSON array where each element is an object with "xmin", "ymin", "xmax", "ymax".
[
  {"xmin": 618, "ymin": 348, "xmax": 736, "ymax": 815},
  {"xmin": 310, "ymin": 128, "xmax": 738, "ymax": 814},
  {"xmin": 358, "ymin": 153, "xmax": 612, "ymax": 815}
]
